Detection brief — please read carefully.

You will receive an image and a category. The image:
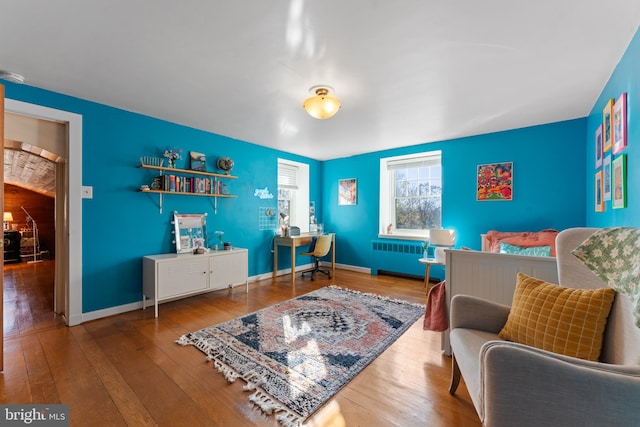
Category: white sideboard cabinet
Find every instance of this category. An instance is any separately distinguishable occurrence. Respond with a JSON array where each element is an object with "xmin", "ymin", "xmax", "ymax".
[{"xmin": 142, "ymin": 248, "xmax": 248, "ymax": 317}]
